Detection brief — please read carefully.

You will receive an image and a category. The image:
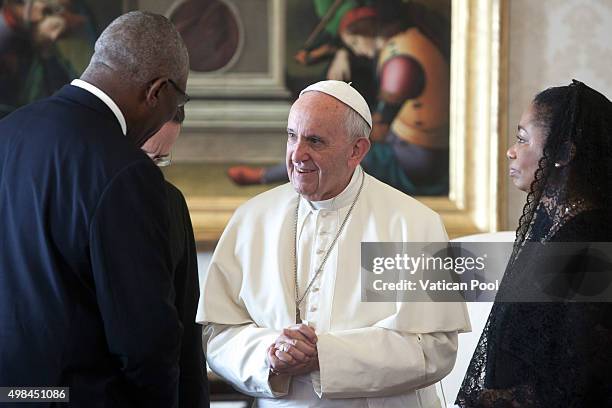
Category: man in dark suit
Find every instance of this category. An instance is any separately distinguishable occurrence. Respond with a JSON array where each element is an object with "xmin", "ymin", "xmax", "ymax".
[
  {"xmin": 142, "ymin": 109, "xmax": 210, "ymax": 408},
  {"xmin": 0, "ymin": 11, "xmax": 194, "ymax": 407}
]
